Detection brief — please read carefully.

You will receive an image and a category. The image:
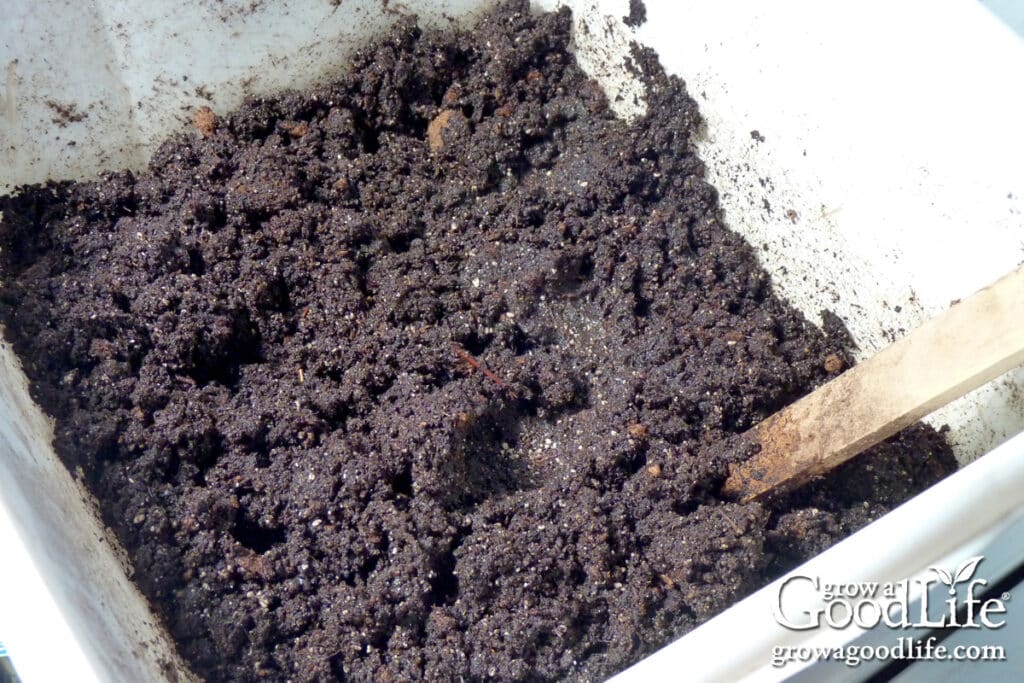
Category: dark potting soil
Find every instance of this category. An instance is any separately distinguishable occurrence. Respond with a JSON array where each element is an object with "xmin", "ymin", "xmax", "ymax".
[
  {"xmin": 0, "ymin": 2, "xmax": 955, "ymax": 681},
  {"xmin": 622, "ymin": 0, "xmax": 647, "ymax": 28}
]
